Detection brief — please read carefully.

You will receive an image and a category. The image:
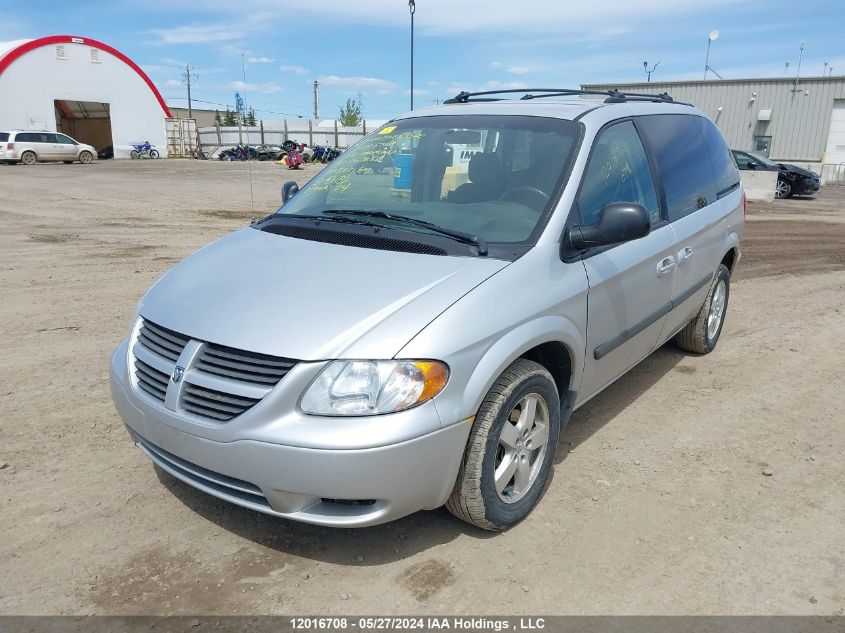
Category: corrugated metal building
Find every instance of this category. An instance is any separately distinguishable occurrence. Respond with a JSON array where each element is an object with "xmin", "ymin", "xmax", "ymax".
[{"xmin": 582, "ymin": 77, "xmax": 845, "ymax": 174}]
